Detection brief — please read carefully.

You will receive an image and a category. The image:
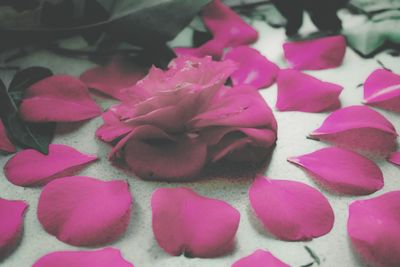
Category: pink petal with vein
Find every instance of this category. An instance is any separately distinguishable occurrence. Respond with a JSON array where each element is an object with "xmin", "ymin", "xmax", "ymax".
[
  {"xmin": 276, "ymin": 69, "xmax": 343, "ymax": 112},
  {"xmin": 152, "ymin": 187, "xmax": 240, "ymax": 258},
  {"xmin": 249, "ymin": 176, "xmax": 334, "ymax": 241},
  {"xmin": 4, "ymin": 144, "xmax": 97, "ymax": 187},
  {"xmin": 20, "ymin": 75, "xmax": 101, "ymax": 122},
  {"xmin": 38, "ymin": 176, "xmax": 132, "ymax": 246},
  {"xmin": 0, "ymin": 198, "xmax": 28, "ymax": 259},
  {"xmin": 283, "ymin": 35, "xmax": 346, "ymax": 70},
  {"xmin": 33, "ymin": 247, "xmax": 134, "ymax": 267},
  {"xmin": 96, "ymin": 110, "xmax": 133, "ymax": 142},
  {"xmin": 388, "ymin": 152, "xmax": 400, "ymax": 166},
  {"xmin": 309, "ymin": 105, "xmax": 398, "ymax": 155},
  {"xmin": 0, "ymin": 120, "xmax": 15, "ymax": 153},
  {"xmin": 363, "ymin": 69, "xmax": 400, "ymax": 112},
  {"xmin": 288, "ymin": 147, "xmax": 383, "ymax": 195},
  {"xmin": 231, "ymin": 250, "xmax": 290, "ymax": 267},
  {"xmin": 80, "ymin": 56, "xmax": 145, "ymax": 100},
  {"xmin": 348, "ymin": 191, "xmax": 400, "ymax": 267},
  {"xmin": 223, "ymin": 46, "xmax": 279, "ymax": 89}
]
